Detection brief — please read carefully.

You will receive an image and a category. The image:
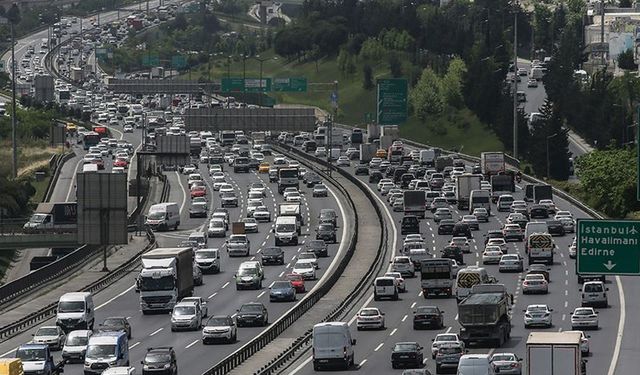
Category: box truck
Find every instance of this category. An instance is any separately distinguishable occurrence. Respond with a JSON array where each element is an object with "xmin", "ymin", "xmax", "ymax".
[
  {"xmin": 455, "ymin": 174, "xmax": 482, "ymax": 210},
  {"xmin": 526, "ymin": 331, "xmax": 584, "ymax": 375},
  {"xmin": 138, "ymin": 247, "xmax": 194, "ymax": 313},
  {"xmin": 480, "ymin": 152, "xmax": 506, "ymax": 176},
  {"xmin": 23, "ymin": 202, "xmax": 77, "ymax": 233}
]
